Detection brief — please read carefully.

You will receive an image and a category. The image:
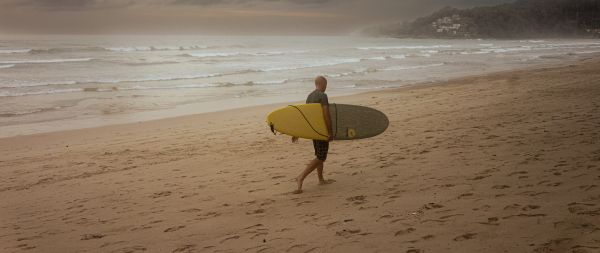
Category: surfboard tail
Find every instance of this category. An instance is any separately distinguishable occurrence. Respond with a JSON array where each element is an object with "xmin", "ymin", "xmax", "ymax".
[{"xmin": 269, "ymin": 122, "xmax": 276, "ymax": 135}]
